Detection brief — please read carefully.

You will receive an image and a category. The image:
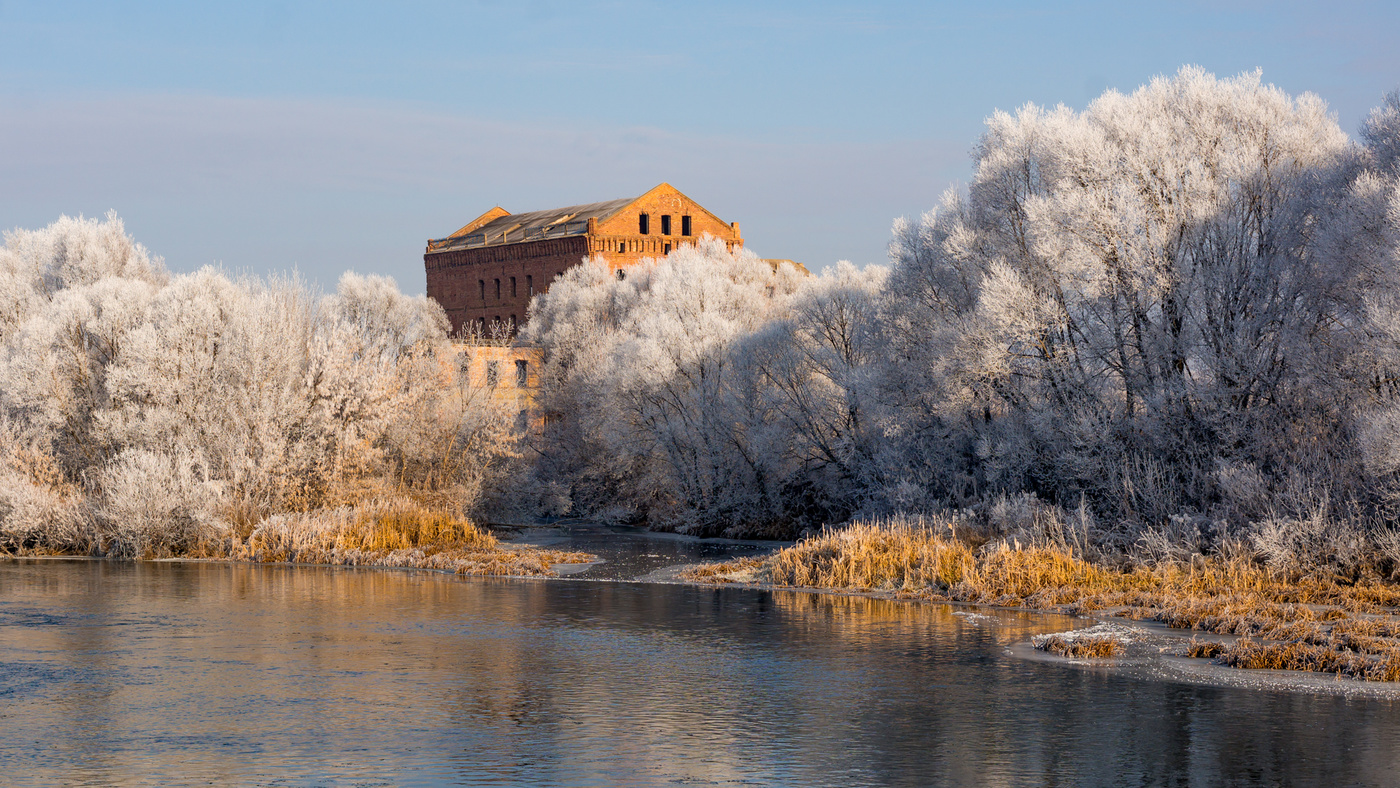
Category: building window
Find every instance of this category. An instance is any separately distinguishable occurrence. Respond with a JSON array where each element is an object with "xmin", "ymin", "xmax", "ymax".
[
  {"xmin": 526, "ymin": 275, "xmax": 533, "ymax": 296},
  {"xmin": 661, "ymin": 215, "xmax": 671, "ymax": 235},
  {"xmin": 638, "ymin": 213, "xmax": 649, "ymax": 234},
  {"xmin": 618, "ymin": 241, "xmax": 625, "ymax": 253},
  {"xmin": 515, "ymin": 359, "xmax": 528, "ymax": 387},
  {"xmin": 664, "ymin": 243, "xmax": 671, "ymax": 255},
  {"xmin": 509, "ymin": 314, "xmax": 517, "ymax": 333},
  {"xmin": 479, "ymin": 280, "xmax": 485, "ymax": 301},
  {"xmin": 682, "ymin": 215, "xmax": 692, "ymax": 236},
  {"xmin": 494, "ymin": 279, "xmax": 501, "ymax": 300},
  {"xmin": 510, "ymin": 276, "xmax": 517, "ymax": 297},
  {"xmin": 478, "ymin": 317, "xmax": 486, "ymax": 333},
  {"xmin": 486, "ymin": 361, "xmax": 499, "ymax": 388}
]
